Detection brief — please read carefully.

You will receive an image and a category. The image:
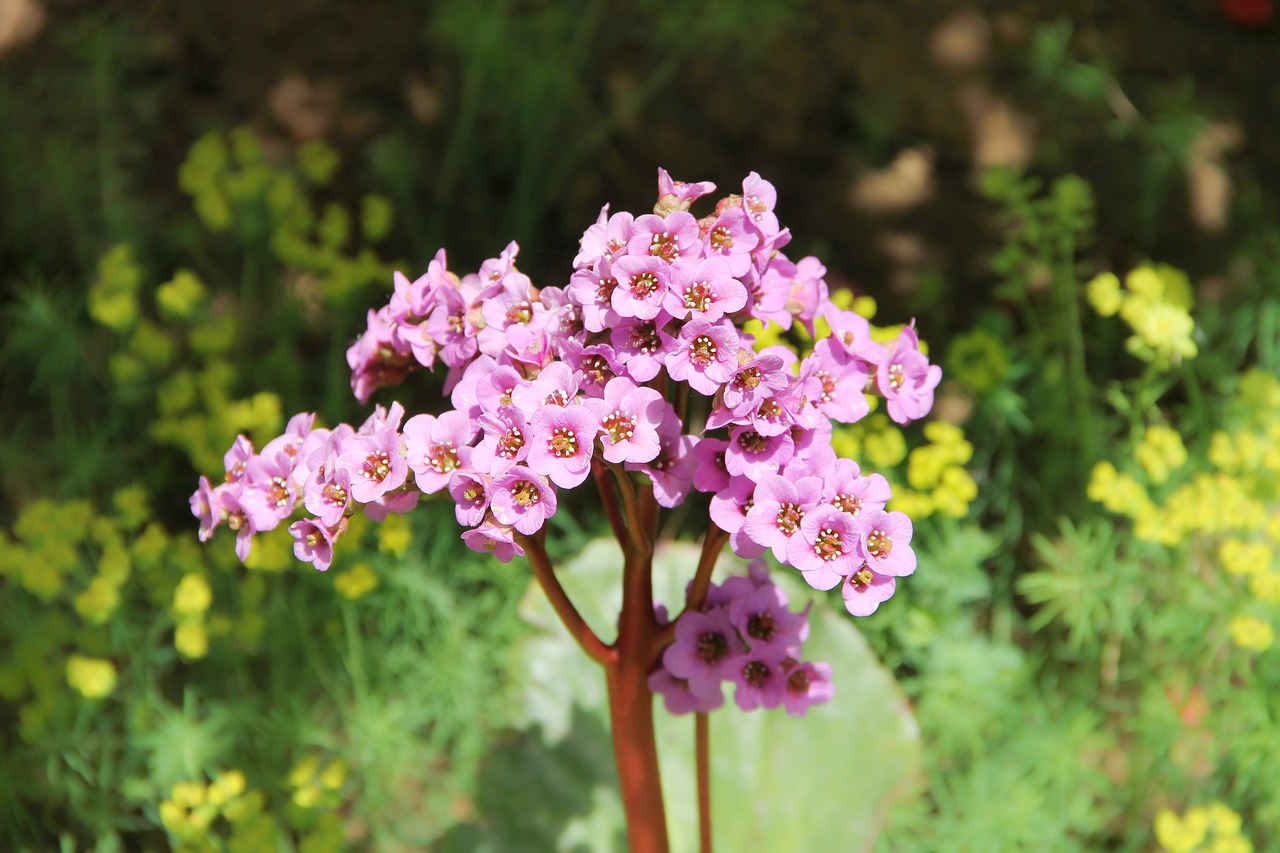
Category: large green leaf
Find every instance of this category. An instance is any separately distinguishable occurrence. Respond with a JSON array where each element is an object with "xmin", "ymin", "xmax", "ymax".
[{"xmin": 450, "ymin": 537, "xmax": 922, "ymax": 851}]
